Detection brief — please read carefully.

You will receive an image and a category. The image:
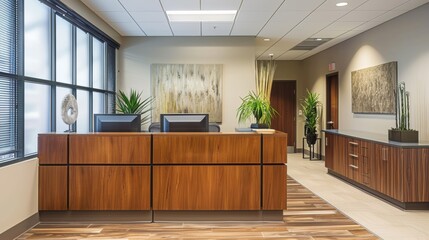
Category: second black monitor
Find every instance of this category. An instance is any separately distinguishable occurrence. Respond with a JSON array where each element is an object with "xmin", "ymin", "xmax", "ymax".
[{"xmin": 160, "ymin": 113, "xmax": 209, "ymax": 132}]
